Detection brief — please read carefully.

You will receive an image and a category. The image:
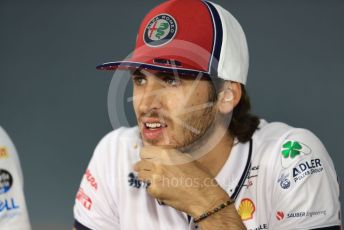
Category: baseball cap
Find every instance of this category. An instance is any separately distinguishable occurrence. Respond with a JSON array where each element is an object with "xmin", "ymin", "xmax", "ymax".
[{"xmin": 97, "ymin": 0, "xmax": 249, "ymax": 85}]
